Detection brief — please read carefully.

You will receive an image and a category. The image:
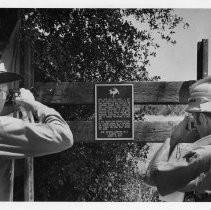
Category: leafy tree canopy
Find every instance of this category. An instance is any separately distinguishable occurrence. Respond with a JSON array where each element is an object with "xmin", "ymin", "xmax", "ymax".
[{"xmin": 21, "ymin": 8, "xmax": 188, "ymax": 82}]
